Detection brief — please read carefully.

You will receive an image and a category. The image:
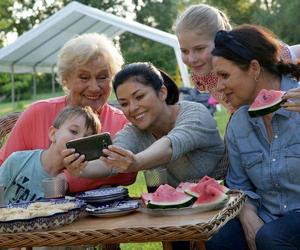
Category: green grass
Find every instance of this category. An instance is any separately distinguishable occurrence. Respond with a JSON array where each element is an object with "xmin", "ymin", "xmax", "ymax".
[
  {"xmin": 0, "ymin": 91, "xmax": 65, "ymax": 115},
  {"xmin": 0, "ymin": 92, "xmax": 229, "ymax": 250},
  {"xmin": 214, "ymin": 105, "xmax": 230, "ymax": 137},
  {"xmin": 120, "ymin": 242, "xmax": 163, "ymax": 250}
]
